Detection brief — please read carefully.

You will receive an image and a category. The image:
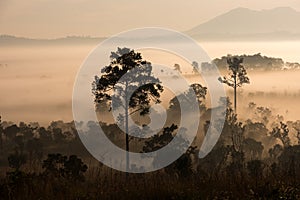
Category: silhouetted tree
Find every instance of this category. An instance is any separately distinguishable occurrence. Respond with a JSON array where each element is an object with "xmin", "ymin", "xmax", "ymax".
[
  {"xmin": 52, "ymin": 127, "xmax": 66, "ymax": 143},
  {"xmin": 19, "ymin": 122, "xmax": 34, "ymax": 141},
  {"xmin": 42, "ymin": 153, "xmax": 67, "ymax": 177},
  {"xmin": 8, "ymin": 150, "xmax": 27, "ymax": 171},
  {"xmin": 243, "ymin": 138, "xmax": 264, "ymax": 160},
  {"xmin": 26, "ymin": 138, "xmax": 43, "ymax": 169},
  {"xmin": 269, "ymin": 144, "xmax": 283, "ymax": 160},
  {"xmin": 192, "ymin": 61, "xmax": 200, "ymax": 74},
  {"xmin": 278, "ymin": 146, "xmax": 300, "ymax": 182},
  {"xmin": 4, "ymin": 124, "xmax": 19, "ymax": 141},
  {"xmin": 142, "ymin": 124, "xmax": 195, "ymax": 175},
  {"xmin": 224, "ymin": 104, "xmax": 245, "ymax": 152},
  {"xmin": 38, "ymin": 127, "xmax": 52, "ymax": 143},
  {"xmin": 173, "ymin": 63, "xmax": 182, "ymax": 73},
  {"xmin": 0, "ymin": 116, "xmax": 3, "ymax": 151},
  {"xmin": 292, "ymin": 122, "xmax": 300, "ymax": 145},
  {"xmin": 270, "ymin": 122, "xmax": 290, "ymax": 148},
  {"xmin": 247, "ymin": 160, "xmax": 264, "ymax": 187},
  {"xmin": 218, "ymin": 57, "xmax": 250, "ymax": 112},
  {"xmin": 297, "ymin": 131, "xmax": 300, "ymax": 145},
  {"xmin": 169, "ymin": 83, "xmax": 207, "ymax": 111},
  {"xmin": 63, "ymin": 155, "xmax": 88, "ymax": 181},
  {"xmin": 42, "ymin": 153, "xmax": 87, "ymax": 181},
  {"xmin": 93, "ymin": 47, "xmax": 163, "ymax": 172}
]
